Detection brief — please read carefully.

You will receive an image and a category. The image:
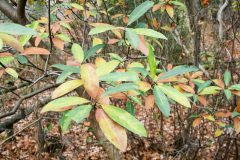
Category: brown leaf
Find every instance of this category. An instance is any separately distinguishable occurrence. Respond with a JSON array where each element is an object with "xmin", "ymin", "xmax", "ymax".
[
  {"xmin": 198, "ymin": 96, "xmax": 208, "ymax": 106},
  {"xmin": 137, "ymin": 35, "xmax": 148, "ymax": 55},
  {"xmin": 53, "ymin": 38, "xmax": 64, "ymax": 50},
  {"xmin": 145, "ymin": 95, "xmax": 155, "ymax": 110},
  {"xmin": 35, "ymin": 36, "xmax": 41, "ymax": 47},
  {"xmin": 213, "ymin": 79, "xmax": 225, "ymax": 89},
  {"xmin": 0, "ymin": 33, "xmax": 24, "ymax": 52},
  {"xmin": 108, "ymin": 38, "xmax": 119, "ymax": 45},
  {"xmin": 96, "ymin": 109, "xmax": 127, "ymax": 151},
  {"xmin": 0, "ymin": 52, "xmax": 12, "ymax": 57},
  {"xmin": 178, "ymin": 83, "xmax": 195, "ymax": 94},
  {"xmin": 22, "ymin": 47, "xmax": 50, "ymax": 55},
  {"xmin": 0, "ymin": 69, "xmax": 4, "ymax": 78},
  {"xmin": 165, "ymin": 5, "xmax": 174, "ymax": 18},
  {"xmin": 152, "ymin": 3, "xmax": 161, "ymax": 12},
  {"xmin": 192, "ymin": 118, "xmax": 202, "ymax": 127},
  {"xmin": 97, "ymin": 87, "xmax": 110, "ymax": 105},
  {"xmin": 234, "ymin": 117, "xmax": 240, "ymax": 134}
]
